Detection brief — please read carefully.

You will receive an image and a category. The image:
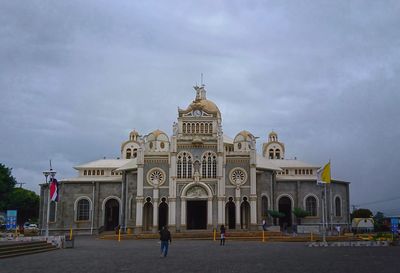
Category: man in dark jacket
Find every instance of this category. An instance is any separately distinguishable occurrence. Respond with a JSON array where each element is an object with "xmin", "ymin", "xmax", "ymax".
[{"xmin": 159, "ymin": 226, "xmax": 172, "ymax": 257}]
